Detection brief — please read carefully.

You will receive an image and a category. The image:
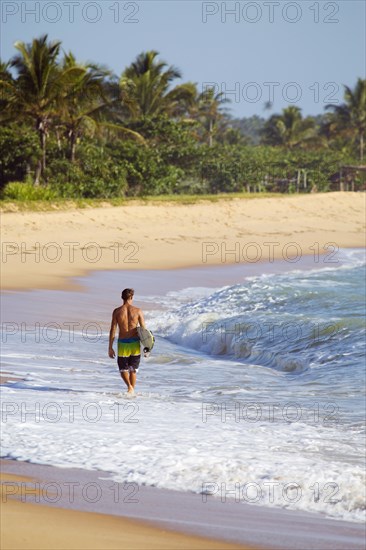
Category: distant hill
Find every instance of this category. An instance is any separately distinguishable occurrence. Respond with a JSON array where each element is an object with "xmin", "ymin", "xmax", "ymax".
[
  {"xmin": 229, "ymin": 113, "xmax": 328, "ymax": 145},
  {"xmin": 229, "ymin": 115, "xmax": 266, "ymax": 145}
]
